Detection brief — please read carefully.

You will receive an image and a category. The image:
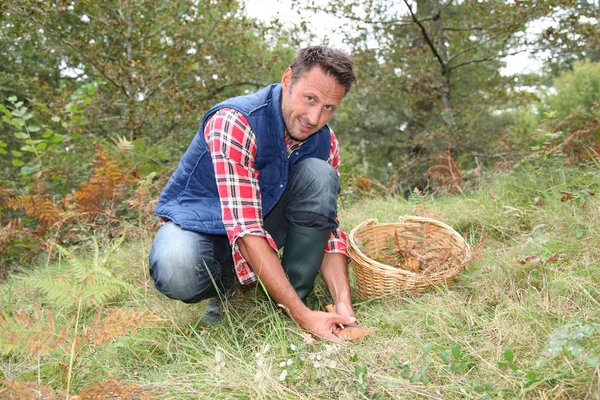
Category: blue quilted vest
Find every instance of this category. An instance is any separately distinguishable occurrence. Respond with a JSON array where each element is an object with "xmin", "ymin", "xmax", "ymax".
[{"xmin": 154, "ymin": 84, "xmax": 332, "ymax": 234}]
